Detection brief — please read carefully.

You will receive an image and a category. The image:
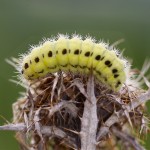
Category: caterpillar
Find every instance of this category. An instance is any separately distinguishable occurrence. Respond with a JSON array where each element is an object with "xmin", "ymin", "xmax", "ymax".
[{"xmin": 20, "ymin": 34, "xmax": 127, "ymax": 91}]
